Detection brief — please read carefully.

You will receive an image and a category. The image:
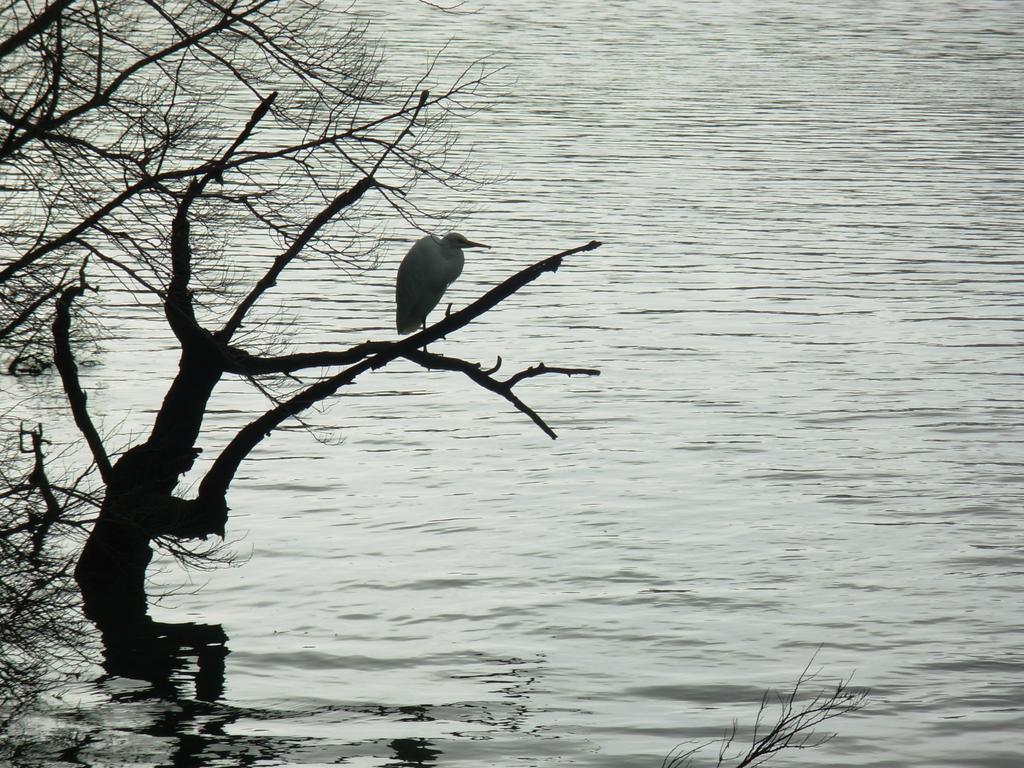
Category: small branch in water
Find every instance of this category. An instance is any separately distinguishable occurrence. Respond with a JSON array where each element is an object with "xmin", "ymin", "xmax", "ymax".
[
  {"xmin": 19, "ymin": 424, "xmax": 61, "ymax": 563},
  {"xmin": 662, "ymin": 656, "xmax": 869, "ymax": 768}
]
